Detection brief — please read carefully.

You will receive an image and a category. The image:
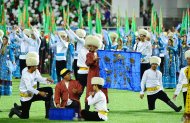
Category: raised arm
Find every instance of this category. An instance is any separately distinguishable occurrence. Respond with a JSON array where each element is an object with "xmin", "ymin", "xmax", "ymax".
[
  {"xmin": 31, "ymin": 29, "xmax": 41, "ymax": 48},
  {"xmin": 57, "ymin": 35, "xmax": 68, "ymax": 48},
  {"xmin": 49, "ymin": 34, "xmax": 59, "ymax": 48},
  {"xmin": 68, "ymin": 29, "xmax": 85, "ymax": 45}
]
